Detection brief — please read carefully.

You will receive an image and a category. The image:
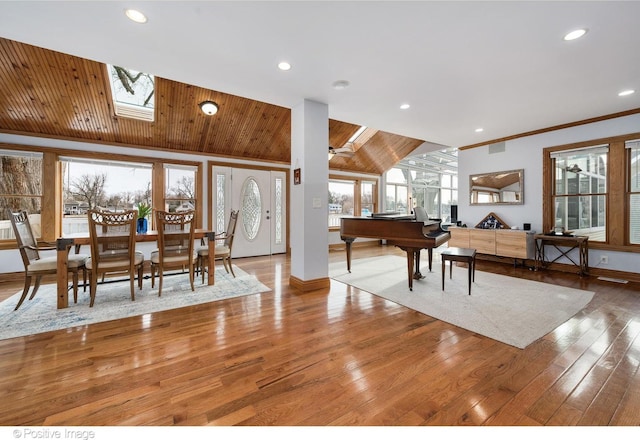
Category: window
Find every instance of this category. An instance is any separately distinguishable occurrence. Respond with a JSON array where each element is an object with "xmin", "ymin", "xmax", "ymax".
[
  {"xmin": 328, "ymin": 180, "xmax": 355, "ymax": 227},
  {"xmin": 328, "ymin": 177, "xmax": 377, "ymax": 227},
  {"xmin": 386, "ymin": 163, "xmax": 458, "ymax": 221},
  {"xmin": 386, "ymin": 168, "xmax": 409, "ymax": 214},
  {"xmin": 550, "ymin": 145, "xmax": 608, "ymax": 241},
  {"xmin": 107, "ymin": 65, "xmax": 155, "ymax": 121},
  {"xmin": 360, "ymin": 181, "xmax": 375, "ymax": 216},
  {"xmin": 440, "ymin": 173, "xmax": 458, "ymax": 222},
  {"xmin": 1, "ymin": 146, "xmax": 202, "ymax": 246},
  {"xmin": 544, "ymin": 133, "xmax": 640, "ymax": 250},
  {"xmin": 410, "ymin": 170, "xmax": 458, "ymax": 221},
  {"xmin": 627, "ymin": 139, "xmax": 640, "ymax": 244},
  {"xmin": 0, "ymin": 150, "xmax": 43, "ymax": 239},
  {"xmin": 165, "ymin": 164, "xmax": 197, "ymax": 213},
  {"xmin": 395, "ymin": 148, "xmax": 458, "ymax": 220},
  {"xmin": 61, "ymin": 157, "xmax": 152, "ymax": 235}
]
